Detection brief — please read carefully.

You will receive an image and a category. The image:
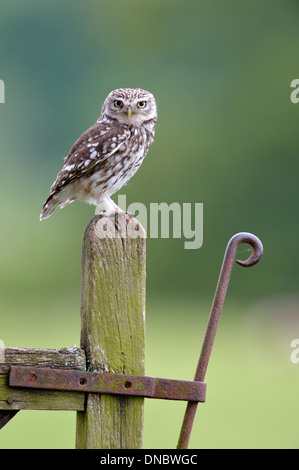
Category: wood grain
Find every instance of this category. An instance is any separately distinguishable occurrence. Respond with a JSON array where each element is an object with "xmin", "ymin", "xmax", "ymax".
[
  {"xmin": 76, "ymin": 214, "xmax": 146, "ymax": 449},
  {"xmin": 0, "ymin": 347, "xmax": 86, "ymax": 423}
]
